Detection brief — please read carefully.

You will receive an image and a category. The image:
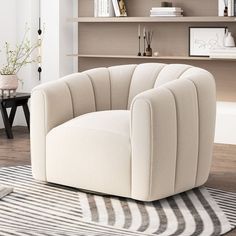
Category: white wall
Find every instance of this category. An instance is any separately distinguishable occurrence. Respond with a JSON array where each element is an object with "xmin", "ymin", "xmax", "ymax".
[
  {"xmin": 41, "ymin": 0, "xmax": 76, "ymax": 83},
  {"xmin": 0, "ymin": 0, "xmax": 17, "ymax": 128},
  {"xmin": 13, "ymin": 0, "xmax": 41, "ymax": 126}
]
